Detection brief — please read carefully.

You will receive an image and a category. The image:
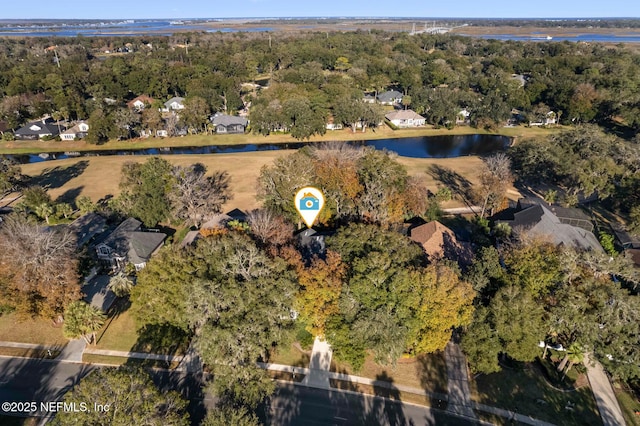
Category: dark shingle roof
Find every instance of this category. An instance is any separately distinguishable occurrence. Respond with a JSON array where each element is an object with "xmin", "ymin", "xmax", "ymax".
[
  {"xmin": 14, "ymin": 119, "xmax": 61, "ymax": 136},
  {"xmin": 377, "ymin": 90, "xmax": 403, "ymax": 103},
  {"xmin": 211, "ymin": 113, "xmax": 248, "ymax": 127},
  {"xmin": 69, "ymin": 213, "xmax": 107, "ymax": 247},
  {"xmin": 128, "ymin": 231, "xmax": 166, "ymax": 265}
]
